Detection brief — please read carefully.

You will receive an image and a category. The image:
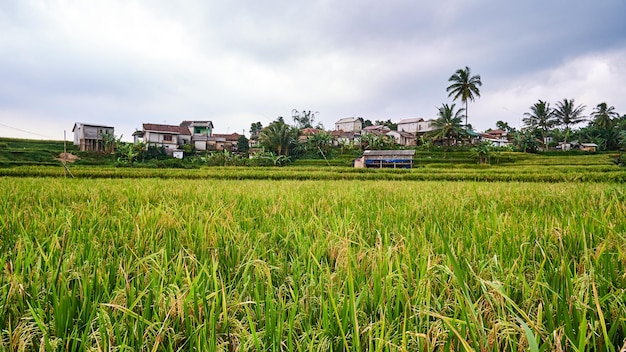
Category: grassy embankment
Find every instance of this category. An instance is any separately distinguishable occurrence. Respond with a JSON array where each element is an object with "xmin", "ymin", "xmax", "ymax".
[
  {"xmin": 1, "ymin": 179, "xmax": 625, "ymax": 351},
  {"xmin": 1, "ymin": 137, "xmax": 625, "ymax": 182}
]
